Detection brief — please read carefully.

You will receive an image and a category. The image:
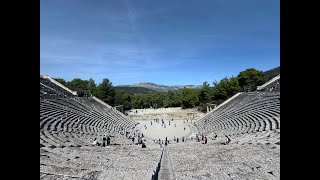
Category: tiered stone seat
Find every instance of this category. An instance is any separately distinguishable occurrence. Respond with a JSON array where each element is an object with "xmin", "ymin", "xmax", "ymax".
[
  {"xmin": 178, "ymin": 78, "xmax": 281, "ymax": 179},
  {"xmin": 40, "ymin": 75, "xmax": 165, "ymax": 179},
  {"xmin": 40, "ymin": 145, "xmax": 163, "ymax": 180},
  {"xmin": 40, "ymin": 76, "xmax": 76, "ymax": 100},
  {"xmin": 169, "ymin": 137, "xmax": 279, "ymax": 180},
  {"xmin": 257, "ymin": 75, "xmax": 280, "ymax": 92},
  {"xmin": 196, "ymin": 92, "xmax": 280, "ymax": 136}
]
